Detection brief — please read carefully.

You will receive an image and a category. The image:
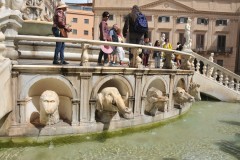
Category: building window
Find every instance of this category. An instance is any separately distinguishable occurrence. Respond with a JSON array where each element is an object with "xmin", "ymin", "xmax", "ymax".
[
  {"xmin": 72, "ymin": 18, "xmax": 78, "ymax": 23},
  {"xmin": 217, "ymin": 35, "xmax": 226, "ymax": 52},
  {"xmin": 161, "ymin": 32, "xmax": 169, "ymax": 40},
  {"xmin": 84, "ymin": 19, "xmax": 89, "ymax": 24},
  {"xmin": 196, "ymin": 34, "xmax": 205, "ymax": 50},
  {"xmin": 109, "ymin": 14, "xmax": 114, "ymax": 20},
  {"xmin": 84, "ymin": 30, "xmax": 89, "ymax": 35},
  {"xmin": 179, "ymin": 33, "xmax": 185, "ymax": 45},
  {"xmin": 197, "ymin": 18, "xmax": 208, "ymax": 25},
  {"xmin": 146, "ymin": 16, "xmax": 152, "ymax": 22},
  {"xmin": 217, "ymin": 60, "xmax": 223, "ymax": 66},
  {"xmin": 176, "ymin": 17, "xmax": 188, "ymax": 23},
  {"xmin": 158, "ymin": 16, "xmax": 170, "ymax": 23},
  {"xmin": 216, "ymin": 19, "xmax": 227, "ymax": 26},
  {"xmin": 72, "ymin": 29, "xmax": 77, "ymax": 35}
]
